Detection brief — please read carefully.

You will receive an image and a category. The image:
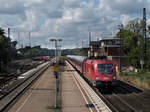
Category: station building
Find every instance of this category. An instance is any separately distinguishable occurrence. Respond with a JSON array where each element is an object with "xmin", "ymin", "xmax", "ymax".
[{"xmin": 89, "ymin": 38, "xmax": 127, "ymax": 67}]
